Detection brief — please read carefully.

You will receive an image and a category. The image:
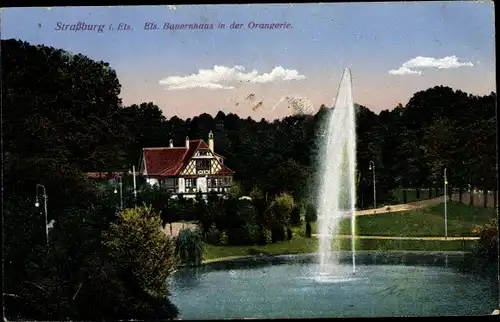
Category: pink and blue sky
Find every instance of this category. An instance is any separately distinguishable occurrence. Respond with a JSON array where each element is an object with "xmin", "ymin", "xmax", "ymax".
[{"xmin": 1, "ymin": 3, "xmax": 495, "ymax": 120}]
